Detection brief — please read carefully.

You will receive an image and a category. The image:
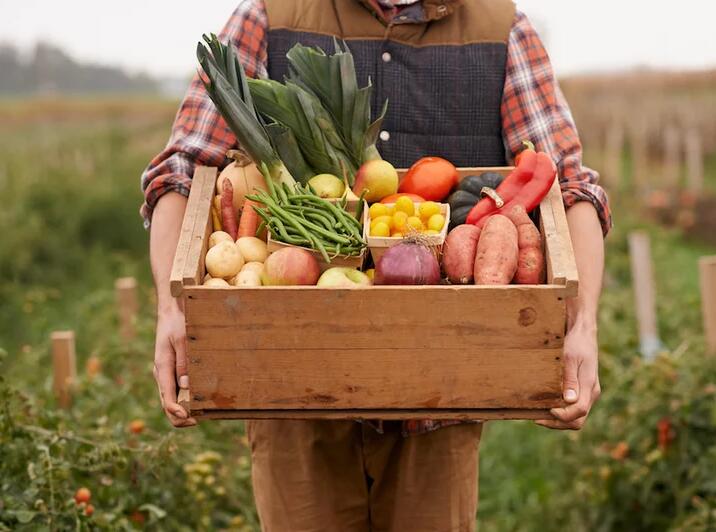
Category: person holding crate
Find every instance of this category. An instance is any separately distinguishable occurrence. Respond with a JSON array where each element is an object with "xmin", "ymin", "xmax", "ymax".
[{"xmin": 142, "ymin": 0, "xmax": 611, "ymax": 530}]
